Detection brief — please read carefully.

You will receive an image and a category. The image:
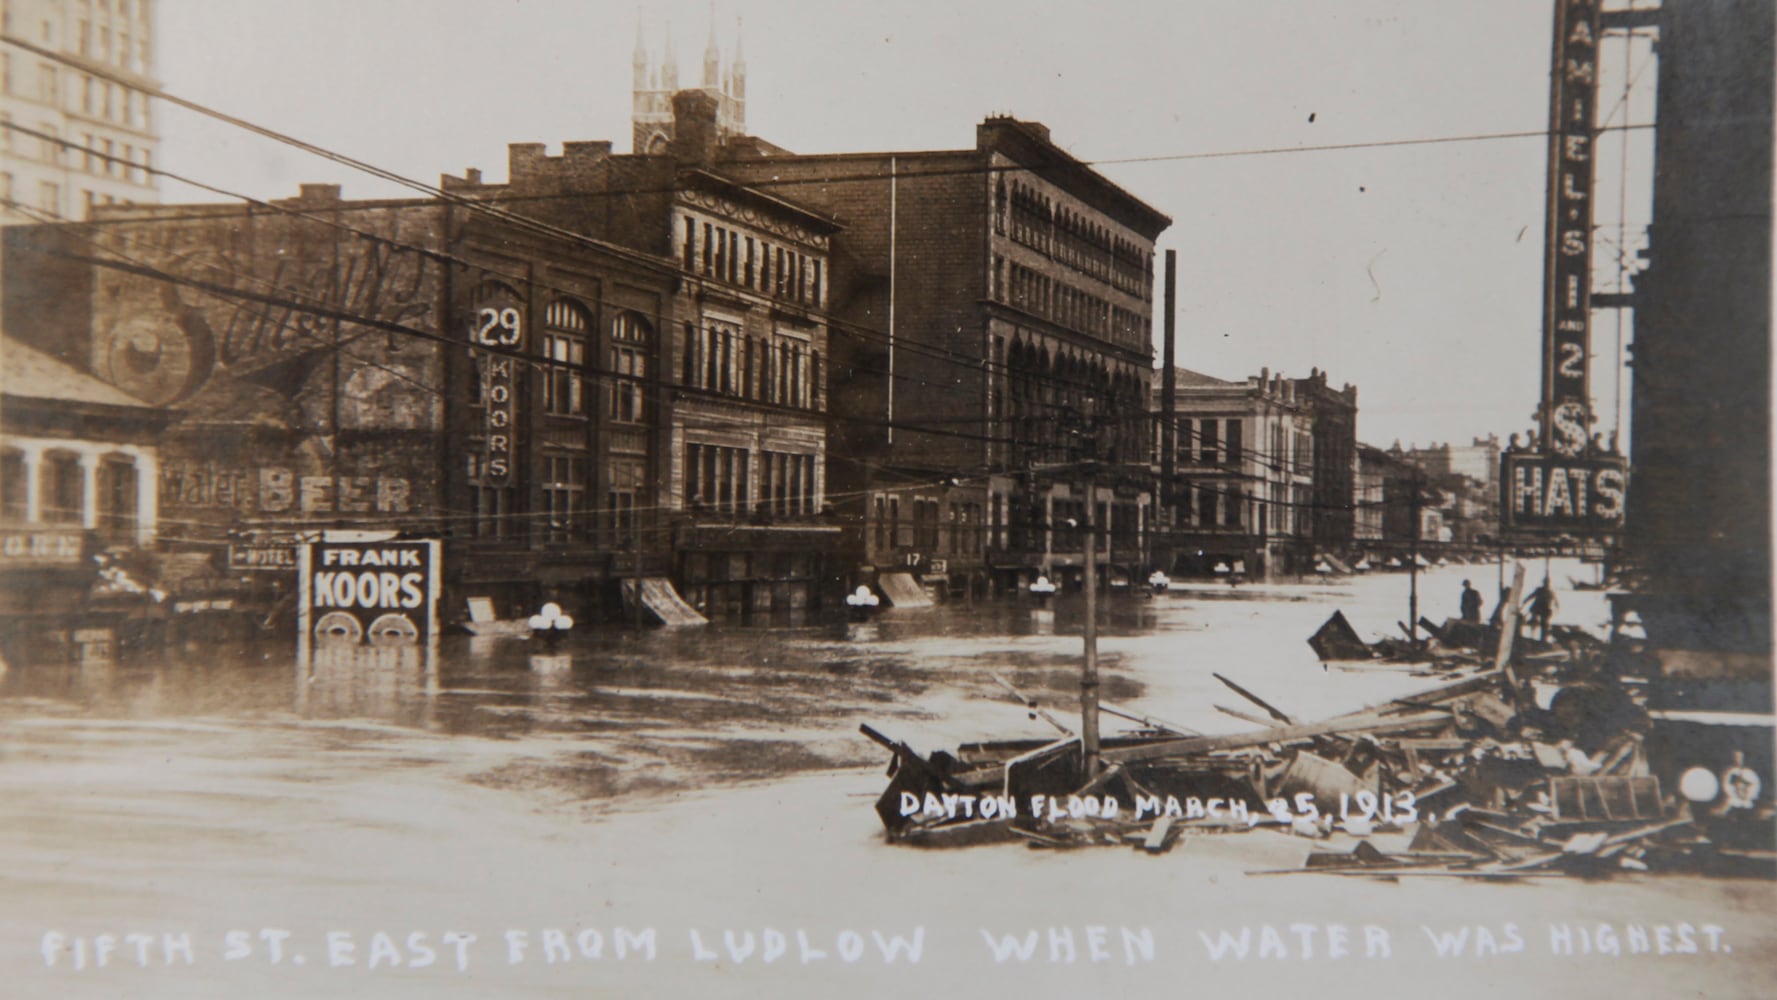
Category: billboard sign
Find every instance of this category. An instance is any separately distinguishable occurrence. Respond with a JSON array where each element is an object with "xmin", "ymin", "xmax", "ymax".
[{"xmin": 297, "ymin": 535, "xmax": 441, "ymax": 648}]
